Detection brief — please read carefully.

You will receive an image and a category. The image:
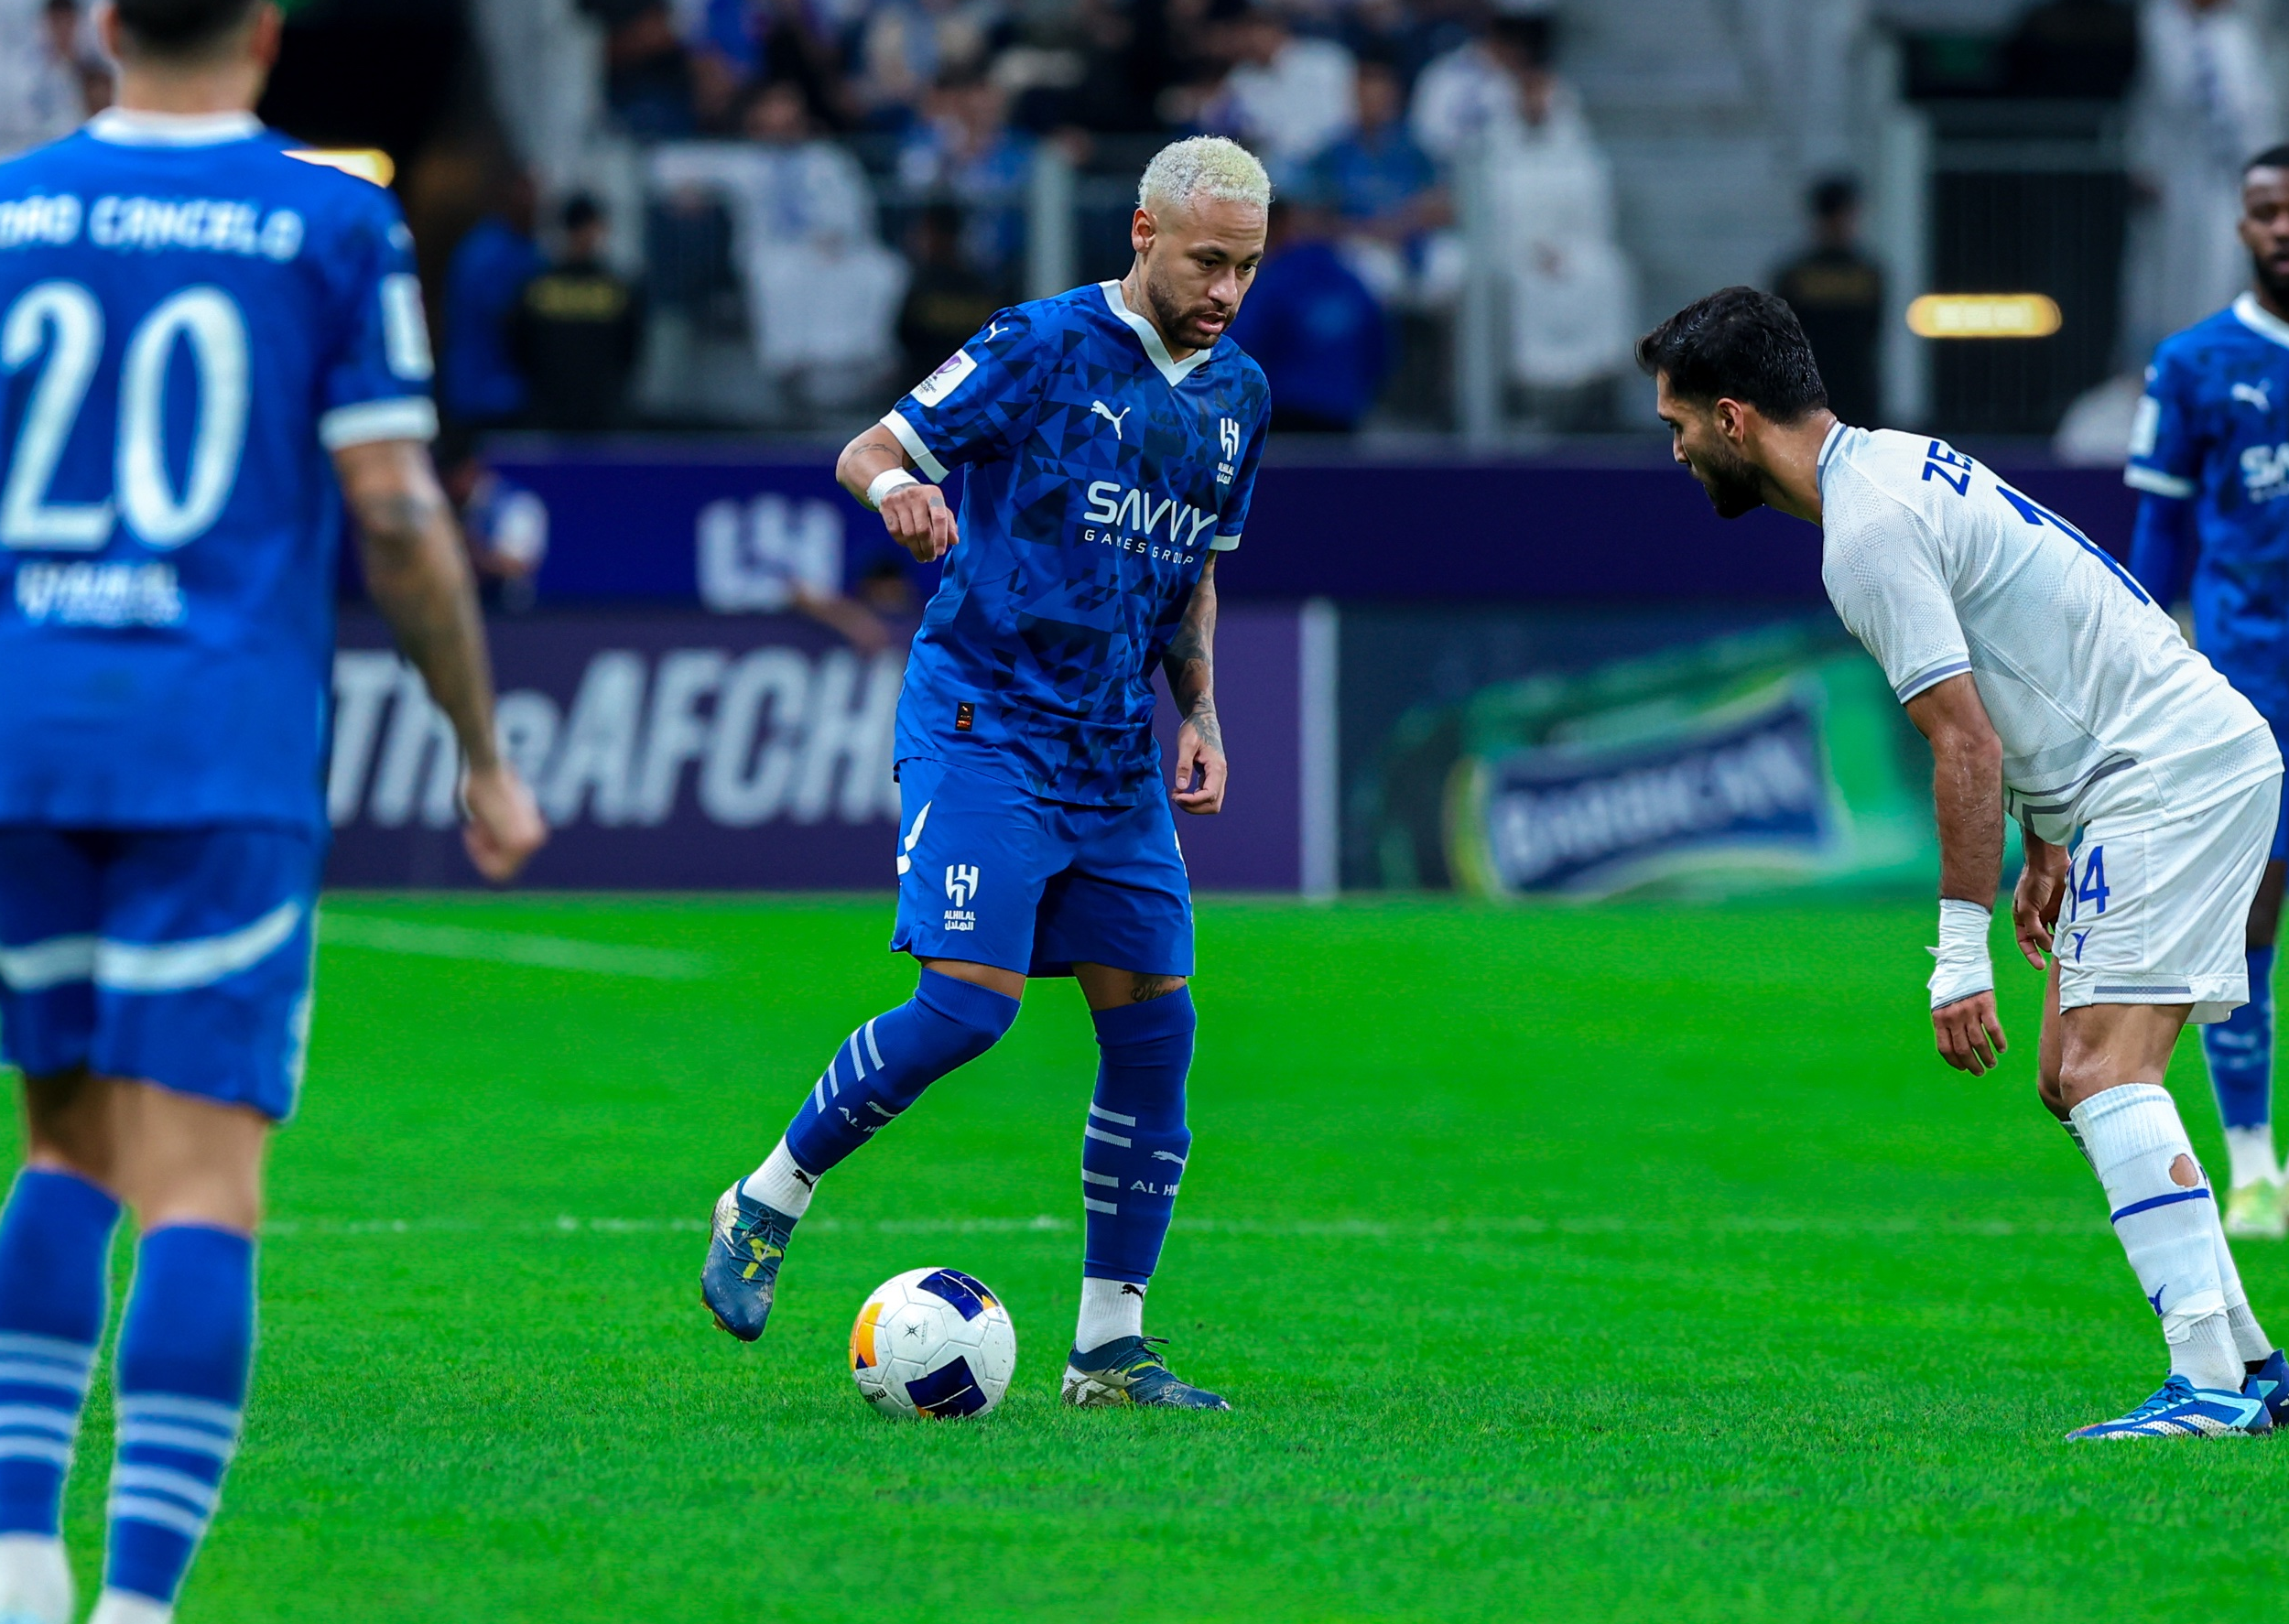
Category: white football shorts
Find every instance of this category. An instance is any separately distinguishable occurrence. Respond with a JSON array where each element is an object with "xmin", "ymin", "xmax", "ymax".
[{"xmin": 2055, "ymin": 772, "xmax": 2284, "ymax": 1024}]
